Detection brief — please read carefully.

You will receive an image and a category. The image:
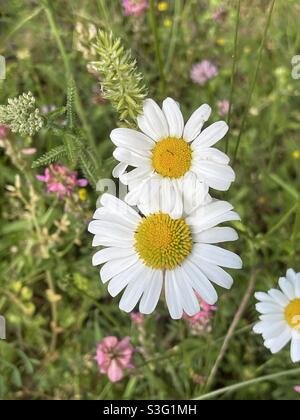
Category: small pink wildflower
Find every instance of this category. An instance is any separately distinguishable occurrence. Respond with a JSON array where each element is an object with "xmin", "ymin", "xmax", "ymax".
[
  {"xmin": 190, "ymin": 60, "xmax": 218, "ymax": 86},
  {"xmin": 184, "ymin": 296, "xmax": 217, "ymax": 334},
  {"xmin": 36, "ymin": 164, "xmax": 88, "ymax": 199},
  {"xmin": 0, "ymin": 125, "xmax": 10, "ymax": 139},
  {"xmin": 122, "ymin": 0, "xmax": 149, "ymax": 17},
  {"xmin": 96, "ymin": 336, "xmax": 134, "ymax": 383},
  {"xmin": 218, "ymin": 99, "xmax": 230, "ymax": 116},
  {"xmin": 131, "ymin": 312, "xmax": 145, "ymax": 326},
  {"xmin": 295, "ymin": 386, "xmax": 300, "ymax": 394},
  {"xmin": 212, "ymin": 6, "xmax": 227, "ymax": 22}
]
